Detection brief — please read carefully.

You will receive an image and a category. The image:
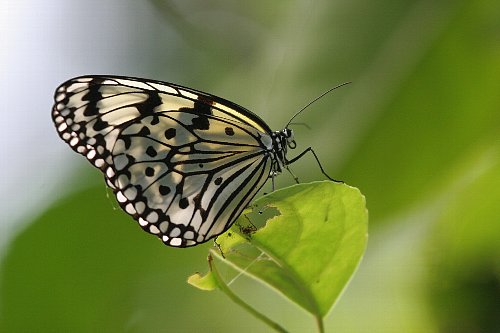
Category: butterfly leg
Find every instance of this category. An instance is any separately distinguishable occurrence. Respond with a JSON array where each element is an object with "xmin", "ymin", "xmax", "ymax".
[
  {"xmin": 271, "ymin": 173, "xmax": 277, "ymax": 191},
  {"xmin": 285, "ymin": 165, "xmax": 300, "ymax": 184},
  {"xmin": 213, "ymin": 238, "xmax": 226, "ymax": 258},
  {"xmin": 287, "ymin": 147, "xmax": 343, "ymax": 183}
]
